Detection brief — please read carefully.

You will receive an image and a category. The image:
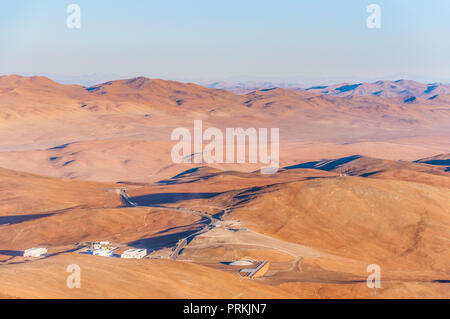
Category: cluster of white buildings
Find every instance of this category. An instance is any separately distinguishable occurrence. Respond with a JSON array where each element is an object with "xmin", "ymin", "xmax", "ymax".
[
  {"xmin": 23, "ymin": 242, "xmax": 148, "ymax": 260},
  {"xmin": 87, "ymin": 241, "xmax": 147, "ymax": 259}
]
